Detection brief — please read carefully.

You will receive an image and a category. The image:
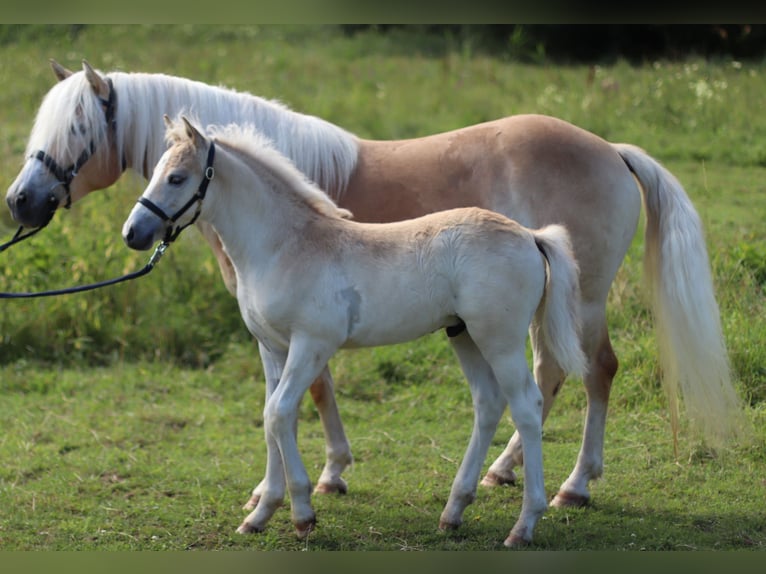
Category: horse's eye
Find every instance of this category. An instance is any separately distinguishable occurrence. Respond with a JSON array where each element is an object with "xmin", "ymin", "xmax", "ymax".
[{"xmin": 168, "ymin": 174, "xmax": 186, "ymax": 185}]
